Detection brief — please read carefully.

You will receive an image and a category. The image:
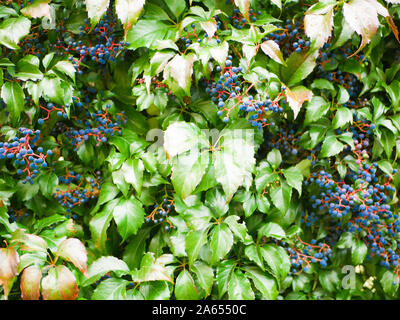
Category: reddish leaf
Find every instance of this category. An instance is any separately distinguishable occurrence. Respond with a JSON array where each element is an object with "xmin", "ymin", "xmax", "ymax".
[
  {"xmin": 285, "ymin": 85, "xmax": 314, "ymax": 119},
  {"xmin": 20, "ymin": 265, "xmax": 42, "ymax": 300},
  {"xmin": 0, "ymin": 247, "xmax": 19, "ymax": 299},
  {"xmin": 41, "ymin": 265, "xmax": 79, "ymax": 300},
  {"xmin": 12, "ymin": 229, "xmax": 48, "ymax": 252},
  {"xmin": 56, "ymin": 238, "xmax": 88, "ymax": 277}
]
